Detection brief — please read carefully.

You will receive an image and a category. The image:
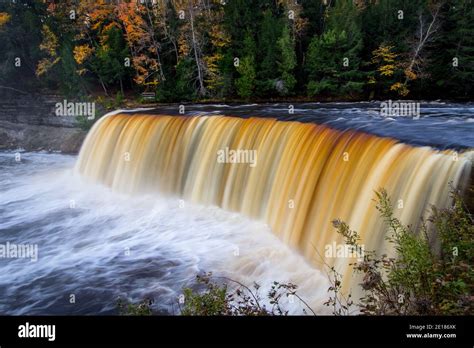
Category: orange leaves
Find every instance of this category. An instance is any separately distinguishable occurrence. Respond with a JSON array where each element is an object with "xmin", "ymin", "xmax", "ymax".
[
  {"xmin": 116, "ymin": 2, "xmax": 160, "ymax": 86},
  {"xmin": 0, "ymin": 12, "xmax": 10, "ymax": 28},
  {"xmin": 404, "ymin": 69, "xmax": 417, "ymax": 81},
  {"xmin": 117, "ymin": 2, "xmax": 147, "ymax": 46}
]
